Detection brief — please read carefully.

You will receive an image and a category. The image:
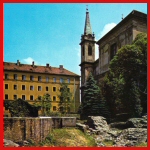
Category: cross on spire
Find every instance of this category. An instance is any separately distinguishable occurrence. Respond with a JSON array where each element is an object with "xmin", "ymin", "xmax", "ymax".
[
  {"xmin": 84, "ymin": 5, "xmax": 92, "ymax": 35},
  {"xmin": 86, "ymin": 5, "xmax": 88, "ymax": 12},
  {"xmin": 122, "ymin": 14, "xmax": 124, "ymax": 20}
]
